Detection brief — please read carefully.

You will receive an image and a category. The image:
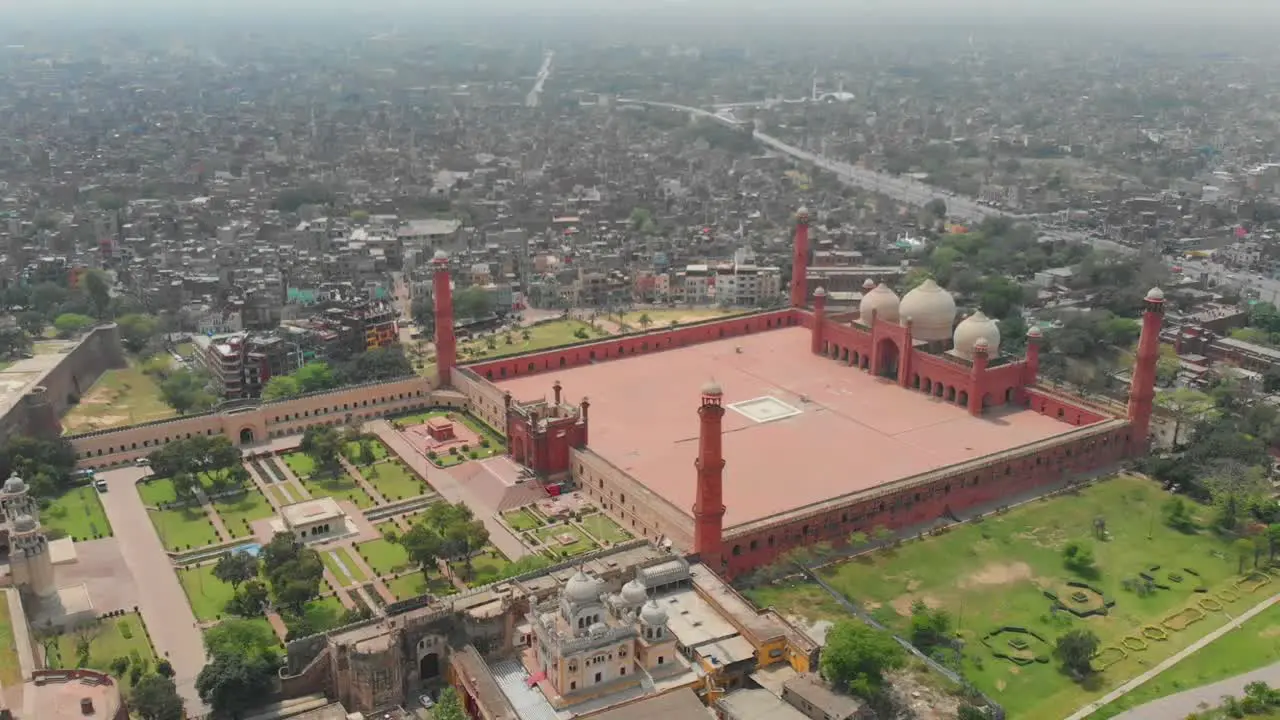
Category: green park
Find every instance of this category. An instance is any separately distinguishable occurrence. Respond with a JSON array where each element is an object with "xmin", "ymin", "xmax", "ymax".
[
  {"xmin": 41, "ymin": 612, "xmax": 157, "ymax": 691},
  {"xmin": 744, "ymin": 475, "xmax": 1277, "ymax": 719},
  {"xmin": 42, "ymin": 485, "xmax": 112, "ymax": 541},
  {"xmin": 283, "ymin": 451, "xmax": 375, "ymax": 509}
]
